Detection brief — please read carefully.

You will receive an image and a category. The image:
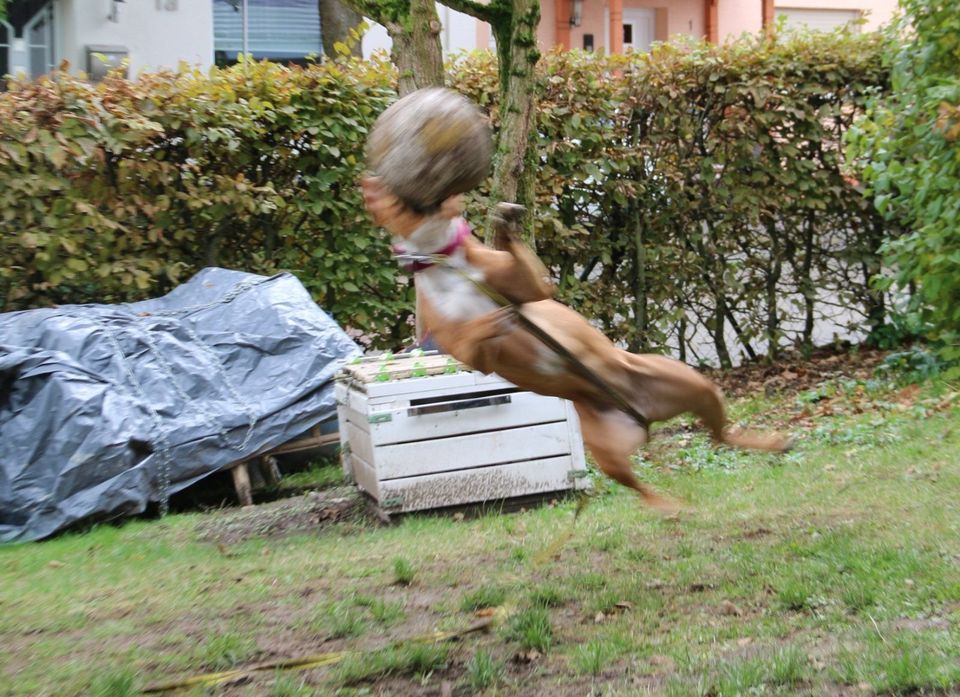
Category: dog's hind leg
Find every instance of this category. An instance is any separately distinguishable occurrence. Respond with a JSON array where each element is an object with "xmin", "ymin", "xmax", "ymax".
[
  {"xmin": 621, "ymin": 353, "xmax": 791, "ymax": 453},
  {"xmin": 574, "ymin": 403, "xmax": 679, "ymax": 514},
  {"xmin": 689, "ymin": 381, "xmax": 793, "ymax": 452}
]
